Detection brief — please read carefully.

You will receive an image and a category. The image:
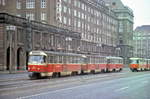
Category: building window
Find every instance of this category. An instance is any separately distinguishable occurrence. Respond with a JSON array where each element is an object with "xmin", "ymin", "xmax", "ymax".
[
  {"xmin": 78, "ymin": 12, "xmax": 80, "ymax": 18},
  {"xmin": 68, "ymin": 8, "xmax": 71, "ymax": 15},
  {"xmin": 78, "ymin": 21, "xmax": 81, "ymax": 28},
  {"xmin": 26, "ymin": 0, "xmax": 35, "ymax": 9},
  {"xmin": 119, "ymin": 21, "xmax": 123, "ymax": 32},
  {"xmin": 68, "ymin": 0, "xmax": 71, "ymax": 4},
  {"xmin": 112, "ymin": 2, "xmax": 116, "ymax": 6},
  {"xmin": 82, "ymin": 3, "xmax": 84, "ymax": 10},
  {"xmin": 74, "ymin": 0, "xmax": 77, "ymax": 7},
  {"xmin": 17, "ymin": 14, "xmax": 21, "ymax": 17},
  {"xmin": 26, "ymin": 13, "xmax": 35, "ymax": 20},
  {"xmin": 63, "ymin": 6, "xmax": 67, "ymax": 13},
  {"xmin": 82, "ymin": 13, "xmax": 84, "ymax": 19},
  {"xmin": 82, "ymin": 22, "xmax": 84, "ymax": 29},
  {"xmin": 41, "ymin": 0, "xmax": 46, "ymax": 8},
  {"xmin": 63, "ymin": 16, "xmax": 67, "ymax": 24},
  {"xmin": 78, "ymin": 1, "xmax": 80, "ymax": 8},
  {"xmin": 0, "ymin": 0, "xmax": 5, "ymax": 5},
  {"xmin": 63, "ymin": 0, "xmax": 67, "ymax": 2},
  {"xmin": 41, "ymin": 12, "xmax": 46, "ymax": 20},
  {"xmin": 74, "ymin": 10, "xmax": 77, "ymax": 16},
  {"xmin": 16, "ymin": 0, "xmax": 21, "ymax": 9}
]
